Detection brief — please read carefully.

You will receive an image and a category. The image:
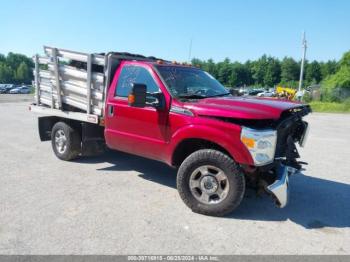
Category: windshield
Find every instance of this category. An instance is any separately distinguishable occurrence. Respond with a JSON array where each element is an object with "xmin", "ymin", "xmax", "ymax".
[{"xmin": 155, "ymin": 66, "xmax": 230, "ymax": 99}]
